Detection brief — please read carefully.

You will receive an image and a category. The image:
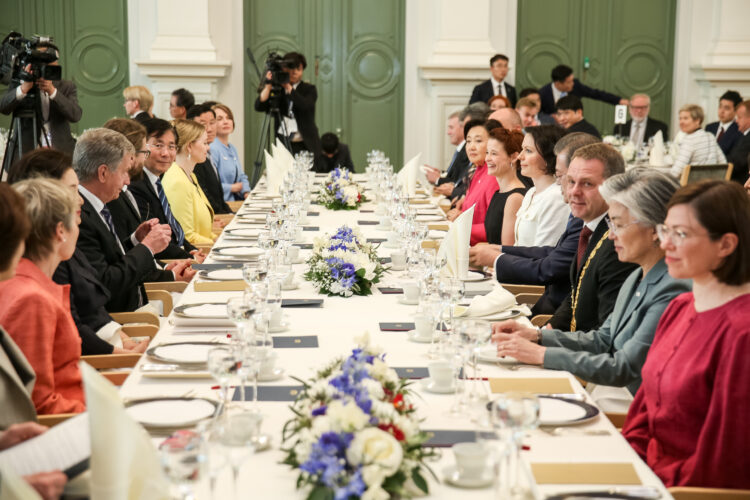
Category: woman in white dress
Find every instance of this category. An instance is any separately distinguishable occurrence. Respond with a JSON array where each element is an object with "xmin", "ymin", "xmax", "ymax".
[
  {"xmin": 514, "ymin": 126, "xmax": 570, "ymax": 246},
  {"xmin": 670, "ymin": 104, "xmax": 726, "ymax": 179}
]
